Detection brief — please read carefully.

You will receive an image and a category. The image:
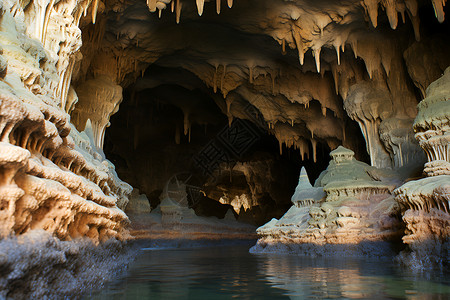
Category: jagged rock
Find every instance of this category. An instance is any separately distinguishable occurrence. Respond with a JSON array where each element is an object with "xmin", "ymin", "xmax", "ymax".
[
  {"xmin": 125, "ymin": 189, "xmax": 151, "ymax": 214},
  {"xmin": 291, "ymin": 167, "xmax": 325, "ymax": 207},
  {"xmin": 0, "ymin": 0, "xmax": 448, "ymax": 265},
  {"xmin": 393, "ymin": 68, "xmax": 450, "ymax": 268},
  {"xmin": 253, "ymin": 146, "xmax": 403, "ymax": 253}
]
